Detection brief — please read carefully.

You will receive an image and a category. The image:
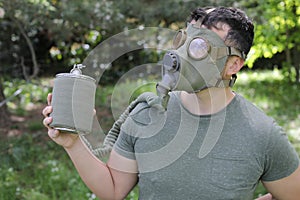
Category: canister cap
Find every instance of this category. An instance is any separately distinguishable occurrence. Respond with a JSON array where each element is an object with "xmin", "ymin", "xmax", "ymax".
[
  {"xmin": 55, "ymin": 64, "xmax": 96, "ymax": 82},
  {"xmin": 70, "ymin": 63, "xmax": 85, "ymax": 75}
]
